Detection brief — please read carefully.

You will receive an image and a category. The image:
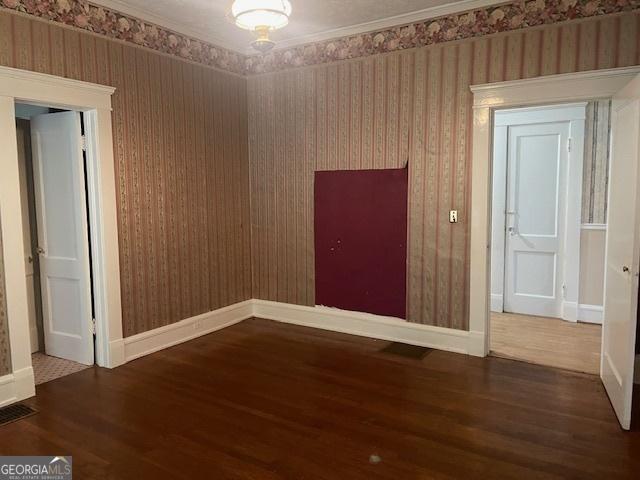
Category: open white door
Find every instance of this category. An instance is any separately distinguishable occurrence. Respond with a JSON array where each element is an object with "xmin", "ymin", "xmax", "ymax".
[
  {"xmin": 601, "ymin": 74, "xmax": 640, "ymax": 430},
  {"xmin": 31, "ymin": 111, "xmax": 94, "ymax": 365}
]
